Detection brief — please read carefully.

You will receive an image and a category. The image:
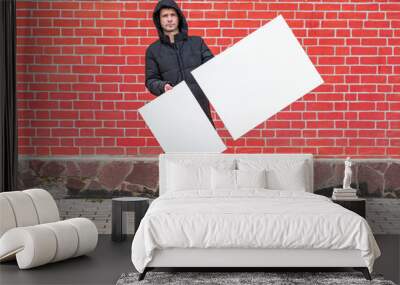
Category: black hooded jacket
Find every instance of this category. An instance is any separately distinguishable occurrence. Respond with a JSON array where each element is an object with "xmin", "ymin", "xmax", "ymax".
[{"xmin": 145, "ymin": 0, "xmax": 214, "ymax": 122}]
